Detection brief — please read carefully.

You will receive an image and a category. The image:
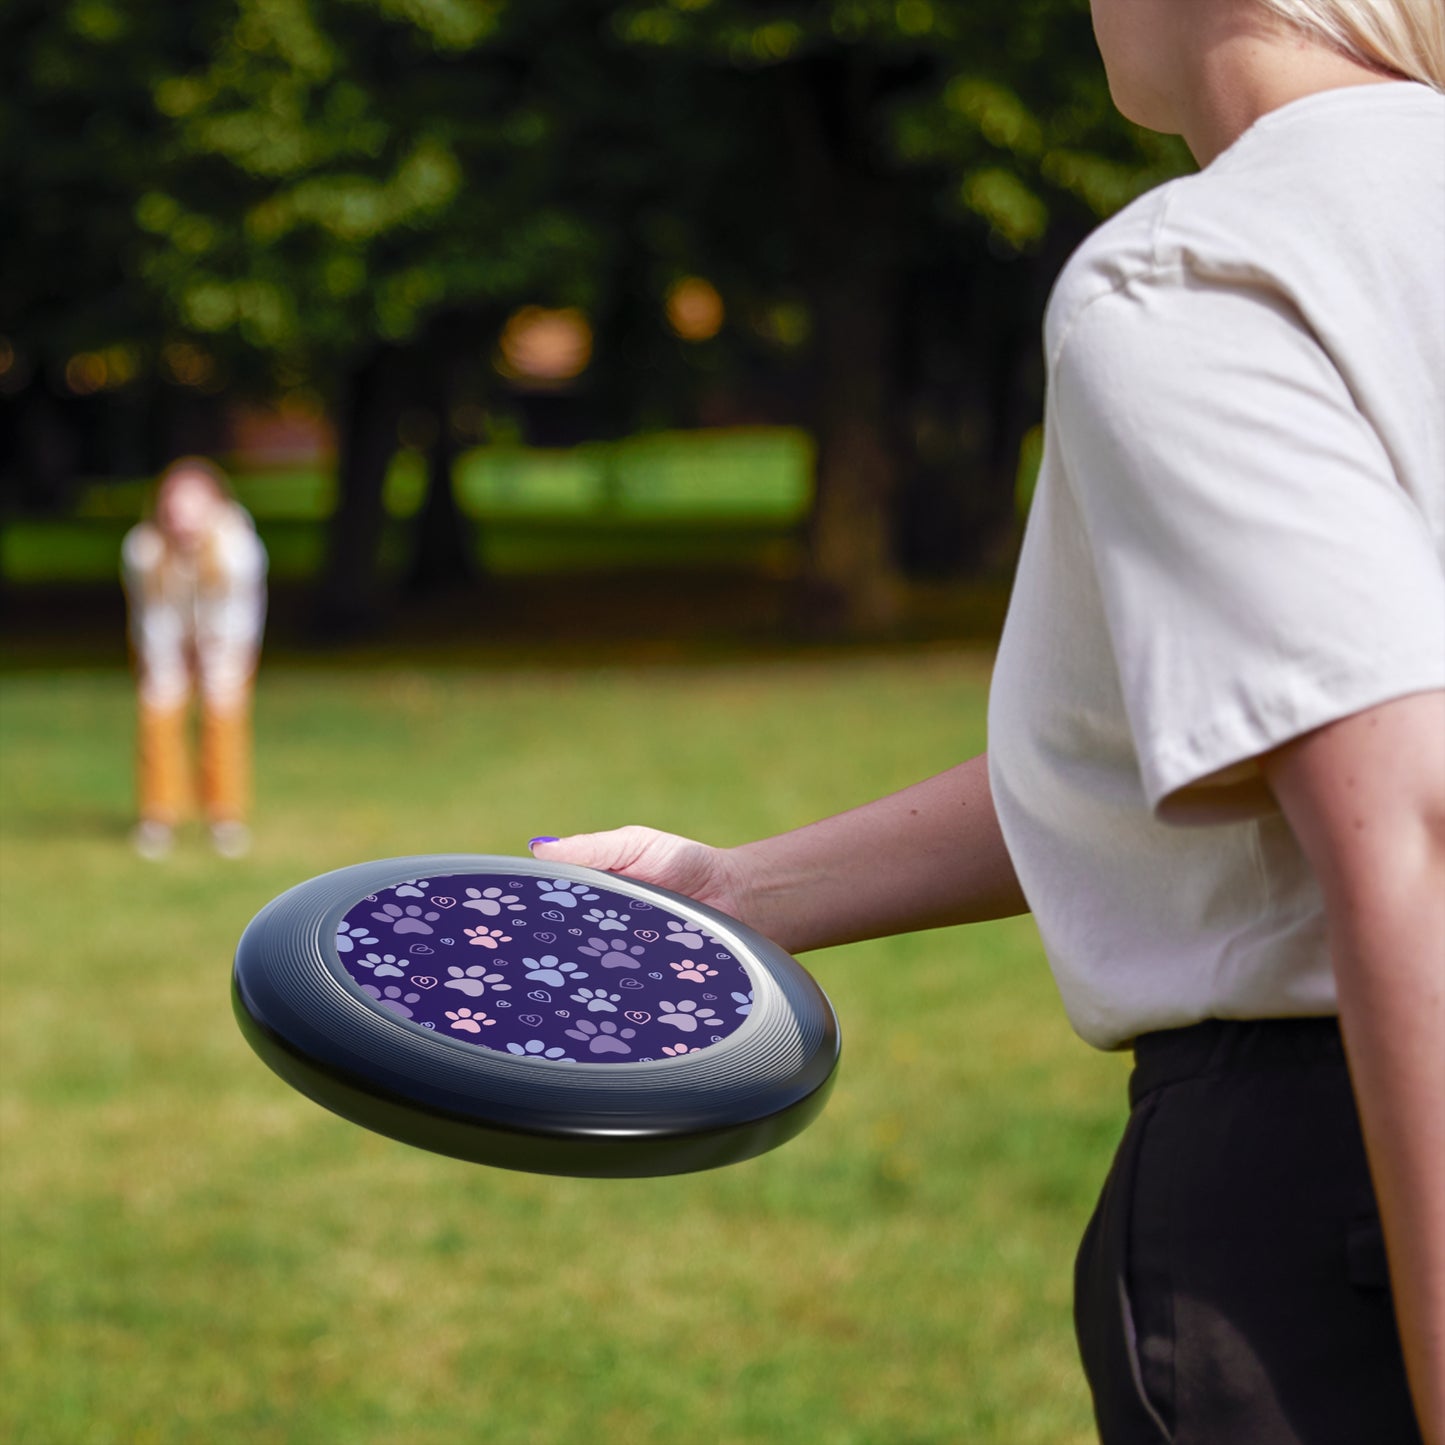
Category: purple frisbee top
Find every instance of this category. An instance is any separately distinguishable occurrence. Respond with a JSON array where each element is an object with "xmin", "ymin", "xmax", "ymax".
[{"xmin": 335, "ymin": 872, "xmax": 755, "ymax": 1063}]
